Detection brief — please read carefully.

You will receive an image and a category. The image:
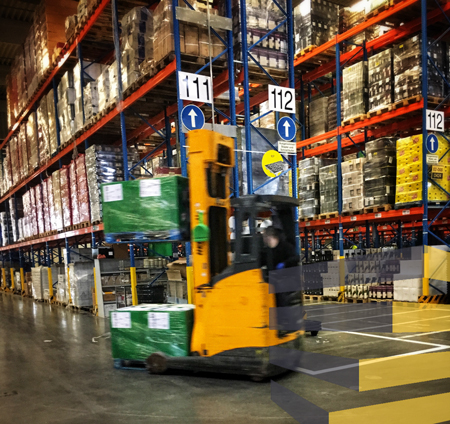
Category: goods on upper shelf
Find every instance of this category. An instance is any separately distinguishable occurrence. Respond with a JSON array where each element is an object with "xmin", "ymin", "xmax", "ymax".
[
  {"xmin": 343, "ymin": 61, "xmax": 368, "ymax": 122},
  {"xmin": 395, "ymin": 134, "xmax": 450, "ymax": 206},
  {"xmin": 368, "ymin": 49, "xmax": 393, "ymax": 114},
  {"xmin": 233, "ymin": 0, "xmax": 287, "ymax": 70},
  {"xmin": 342, "ymin": 158, "xmax": 365, "ymax": 213},
  {"xmin": 393, "ymin": 35, "xmax": 446, "ymax": 101},
  {"xmin": 102, "ymin": 176, "xmax": 190, "ymax": 242},
  {"xmin": 309, "ymin": 97, "xmax": 328, "ymax": 138},
  {"xmin": 294, "ymin": 0, "xmax": 338, "ymax": 56},
  {"xmin": 319, "ymin": 163, "xmax": 338, "ymax": 214},
  {"xmin": 364, "ymin": 137, "xmax": 396, "ymax": 208},
  {"xmin": 6, "ymin": 0, "xmax": 78, "ymax": 129}
]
